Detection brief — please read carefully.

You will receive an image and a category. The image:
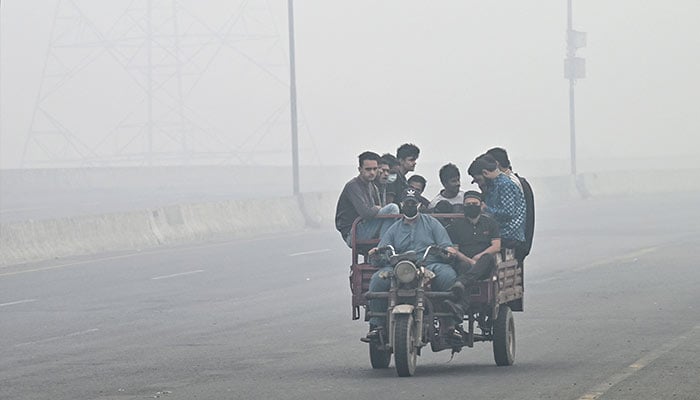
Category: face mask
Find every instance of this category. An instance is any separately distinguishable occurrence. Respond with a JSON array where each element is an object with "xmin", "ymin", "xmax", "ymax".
[
  {"xmin": 464, "ymin": 204, "xmax": 481, "ymax": 219},
  {"xmin": 387, "ymin": 173, "xmax": 398, "ymax": 183},
  {"xmin": 402, "ymin": 203, "xmax": 419, "ymax": 219}
]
